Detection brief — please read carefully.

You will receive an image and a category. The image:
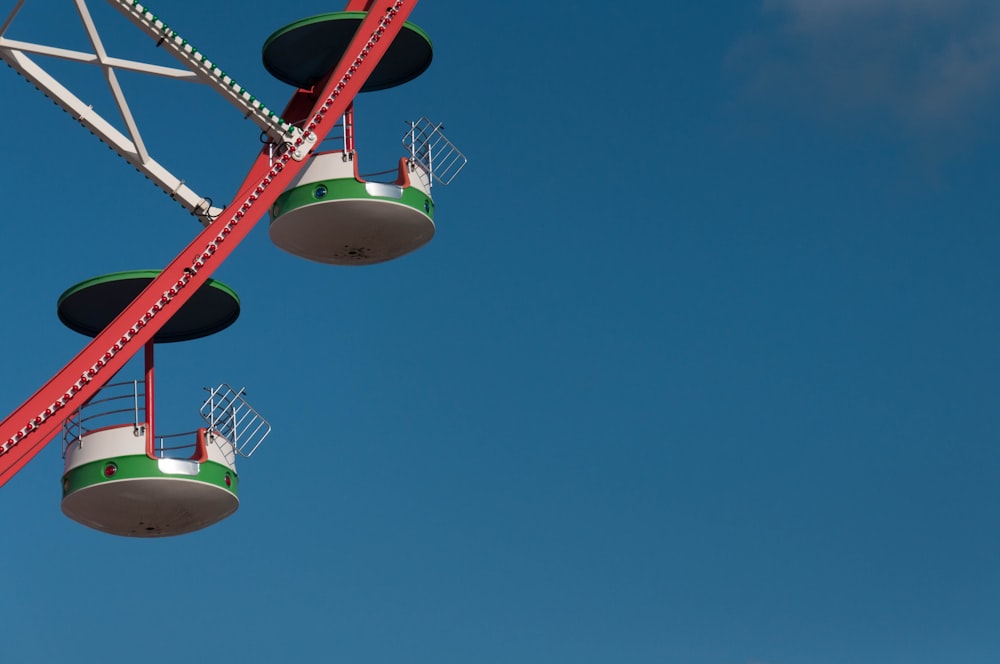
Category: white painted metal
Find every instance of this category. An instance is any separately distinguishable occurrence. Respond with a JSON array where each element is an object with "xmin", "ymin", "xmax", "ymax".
[
  {"xmin": 200, "ymin": 384, "xmax": 271, "ymax": 458},
  {"xmin": 75, "ymin": 0, "xmax": 150, "ymax": 163},
  {"xmin": 0, "ymin": 38, "xmax": 200, "ymax": 78},
  {"xmin": 0, "ymin": 0, "xmax": 304, "ymax": 226},
  {"xmin": 0, "ymin": 45, "xmax": 221, "ymax": 223},
  {"xmin": 270, "ymin": 196, "xmax": 435, "ymax": 265},
  {"xmin": 62, "ymin": 478, "xmax": 238, "ymax": 536},
  {"xmin": 157, "ymin": 457, "xmax": 199, "ymax": 475},
  {"xmin": 287, "ymin": 150, "xmax": 432, "ymax": 195},
  {"xmin": 404, "ymin": 117, "xmax": 467, "ymax": 189},
  {"xmin": 61, "ymin": 422, "xmax": 240, "ymax": 537},
  {"xmin": 108, "ymin": 0, "xmax": 301, "ymax": 147},
  {"xmin": 285, "ymin": 151, "xmax": 357, "ymax": 189},
  {"xmin": 0, "ymin": 0, "xmax": 25, "ymax": 35},
  {"xmin": 63, "ymin": 423, "xmax": 238, "ymax": 474},
  {"xmin": 64, "ymin": 424, "xmax": 145, "ymax": 473}
]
